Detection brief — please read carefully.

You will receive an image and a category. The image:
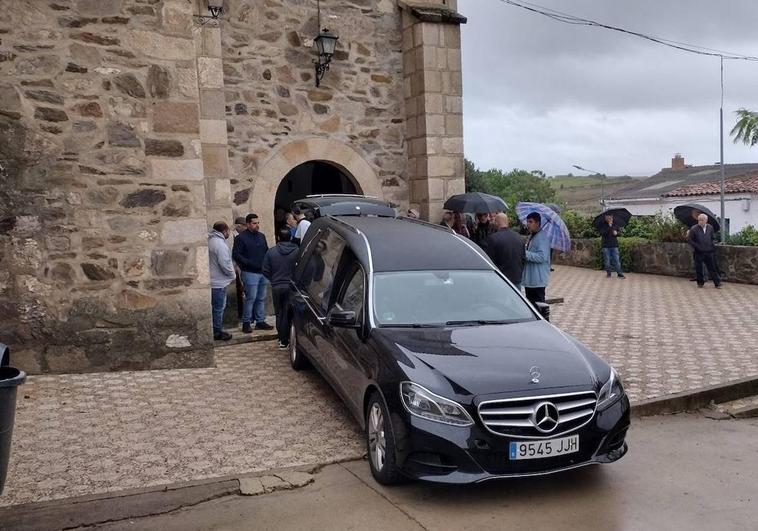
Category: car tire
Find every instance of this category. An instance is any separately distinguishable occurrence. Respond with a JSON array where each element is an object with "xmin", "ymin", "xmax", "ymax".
[
  {"xmin": 289, "ymin": 322, "xmax": 309, "ymax": 371},
  {"xmin": 366, "ymin": 392, "xmax": 402, "ymax": 485}
]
